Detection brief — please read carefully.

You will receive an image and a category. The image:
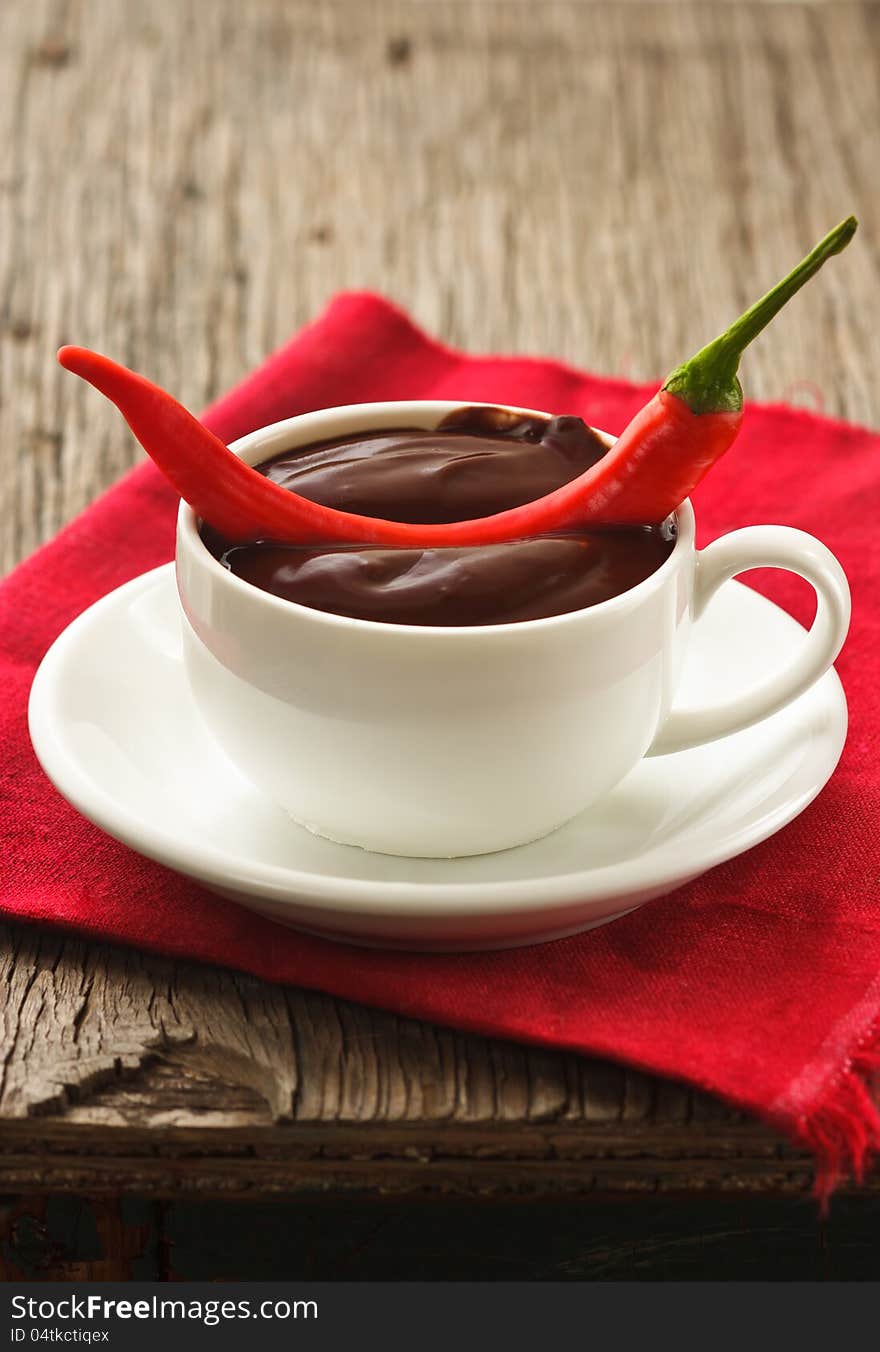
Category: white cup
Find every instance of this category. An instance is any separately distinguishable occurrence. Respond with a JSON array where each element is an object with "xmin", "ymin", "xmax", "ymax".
[{"xmin": 175, "ymin": 400, "xmax": 851, "ymax": 858}]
